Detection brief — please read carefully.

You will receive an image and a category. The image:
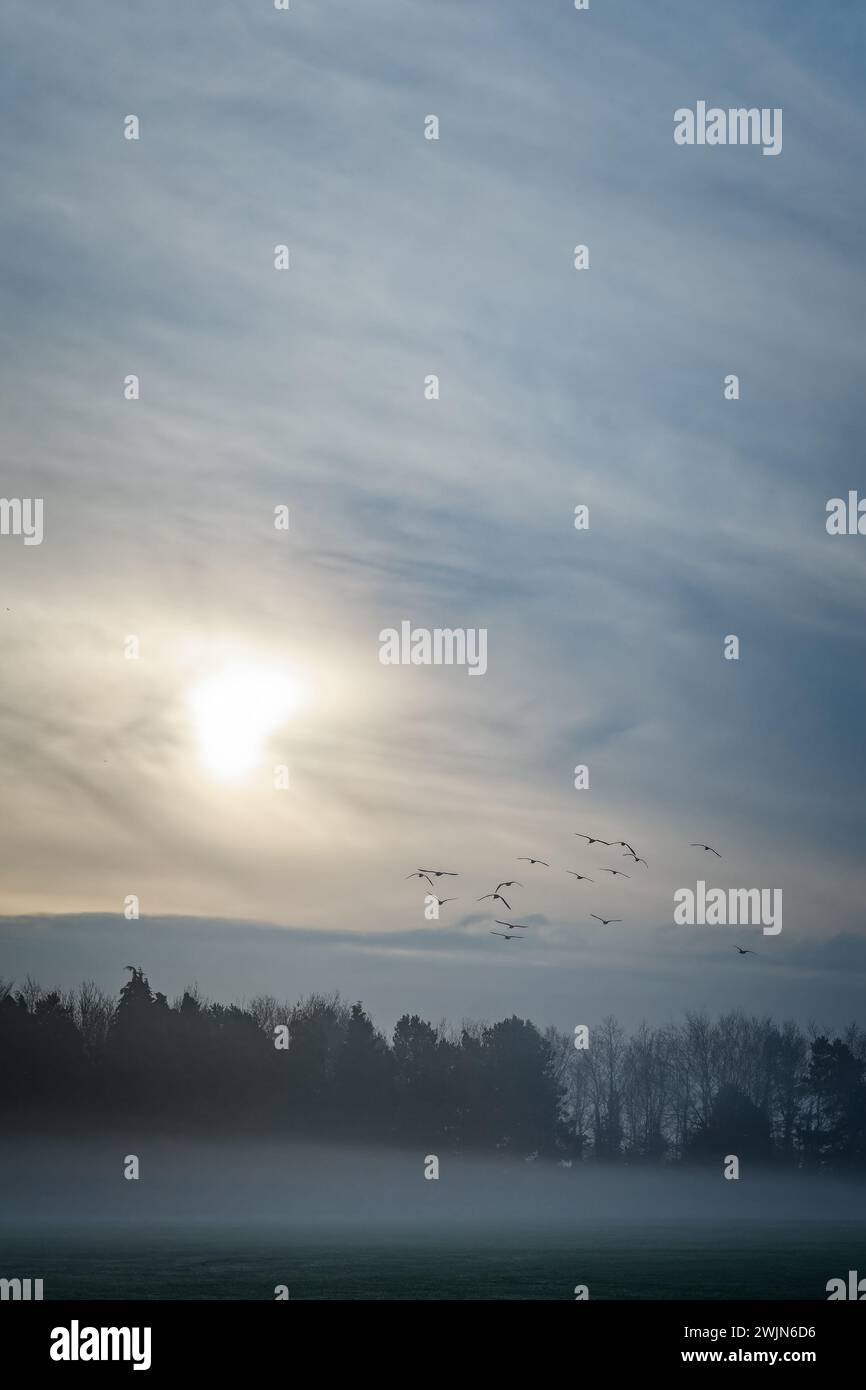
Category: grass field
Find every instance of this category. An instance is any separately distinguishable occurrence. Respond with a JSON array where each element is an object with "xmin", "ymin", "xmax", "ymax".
[{"xmin": 2, "ymin": 1221, "xmax": 862, "ymax": 1300}]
